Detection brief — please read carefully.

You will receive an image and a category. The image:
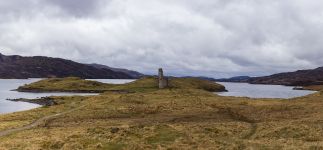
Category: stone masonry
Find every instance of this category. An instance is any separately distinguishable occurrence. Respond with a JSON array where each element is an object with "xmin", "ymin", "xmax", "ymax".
[{"xmin": 158, "ymin": 68, "xmax": 168, "ymax": 89}]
